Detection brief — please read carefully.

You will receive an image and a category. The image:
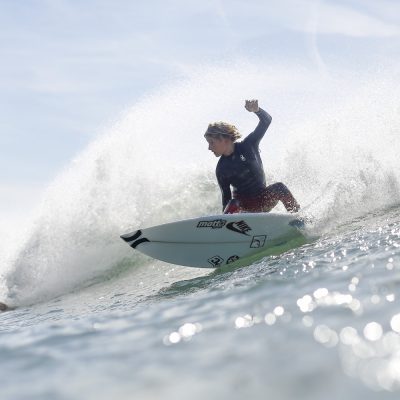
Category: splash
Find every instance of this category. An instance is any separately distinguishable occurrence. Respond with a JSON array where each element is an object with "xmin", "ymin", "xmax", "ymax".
[{"xmin": 1, "ymin": 60, "xmax": 399, "ymax": 306}]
